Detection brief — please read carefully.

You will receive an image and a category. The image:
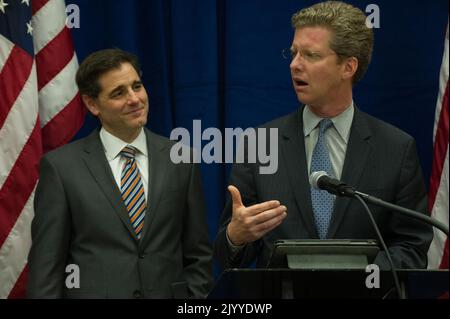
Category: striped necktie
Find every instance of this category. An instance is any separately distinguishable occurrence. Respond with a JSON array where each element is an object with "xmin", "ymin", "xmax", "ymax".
[
  {"xmin": 310, "ymin": 119, "xmax": 335, "ymax": 239},
  {"xmin": 120, "ymin": 146, "xmax": 146, "ymax": 239}
]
